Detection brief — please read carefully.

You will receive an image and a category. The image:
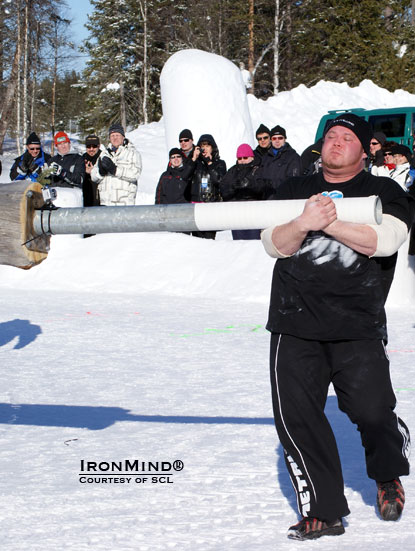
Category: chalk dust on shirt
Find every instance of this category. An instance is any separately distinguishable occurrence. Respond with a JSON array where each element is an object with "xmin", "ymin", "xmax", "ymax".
[{"xmin": 298, "ymin": 235, "xmax": 357, "ymax": 268}]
